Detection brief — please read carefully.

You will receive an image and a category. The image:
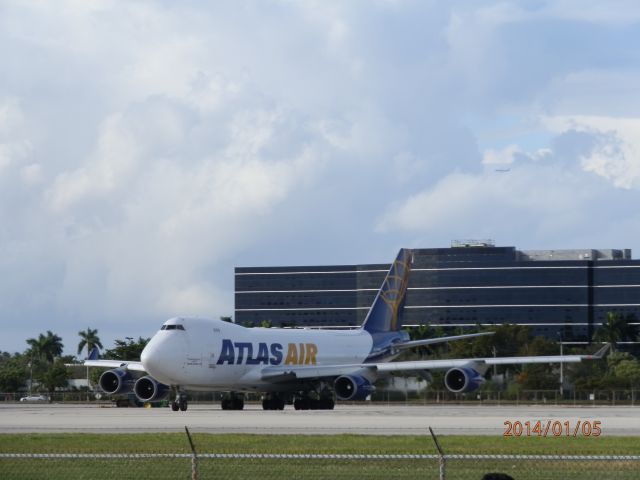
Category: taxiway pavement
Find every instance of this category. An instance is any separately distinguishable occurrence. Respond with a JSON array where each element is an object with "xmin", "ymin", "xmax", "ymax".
[{"xmin": 1, "ymin": 403, "xmax": 639, "ymax": 435}]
